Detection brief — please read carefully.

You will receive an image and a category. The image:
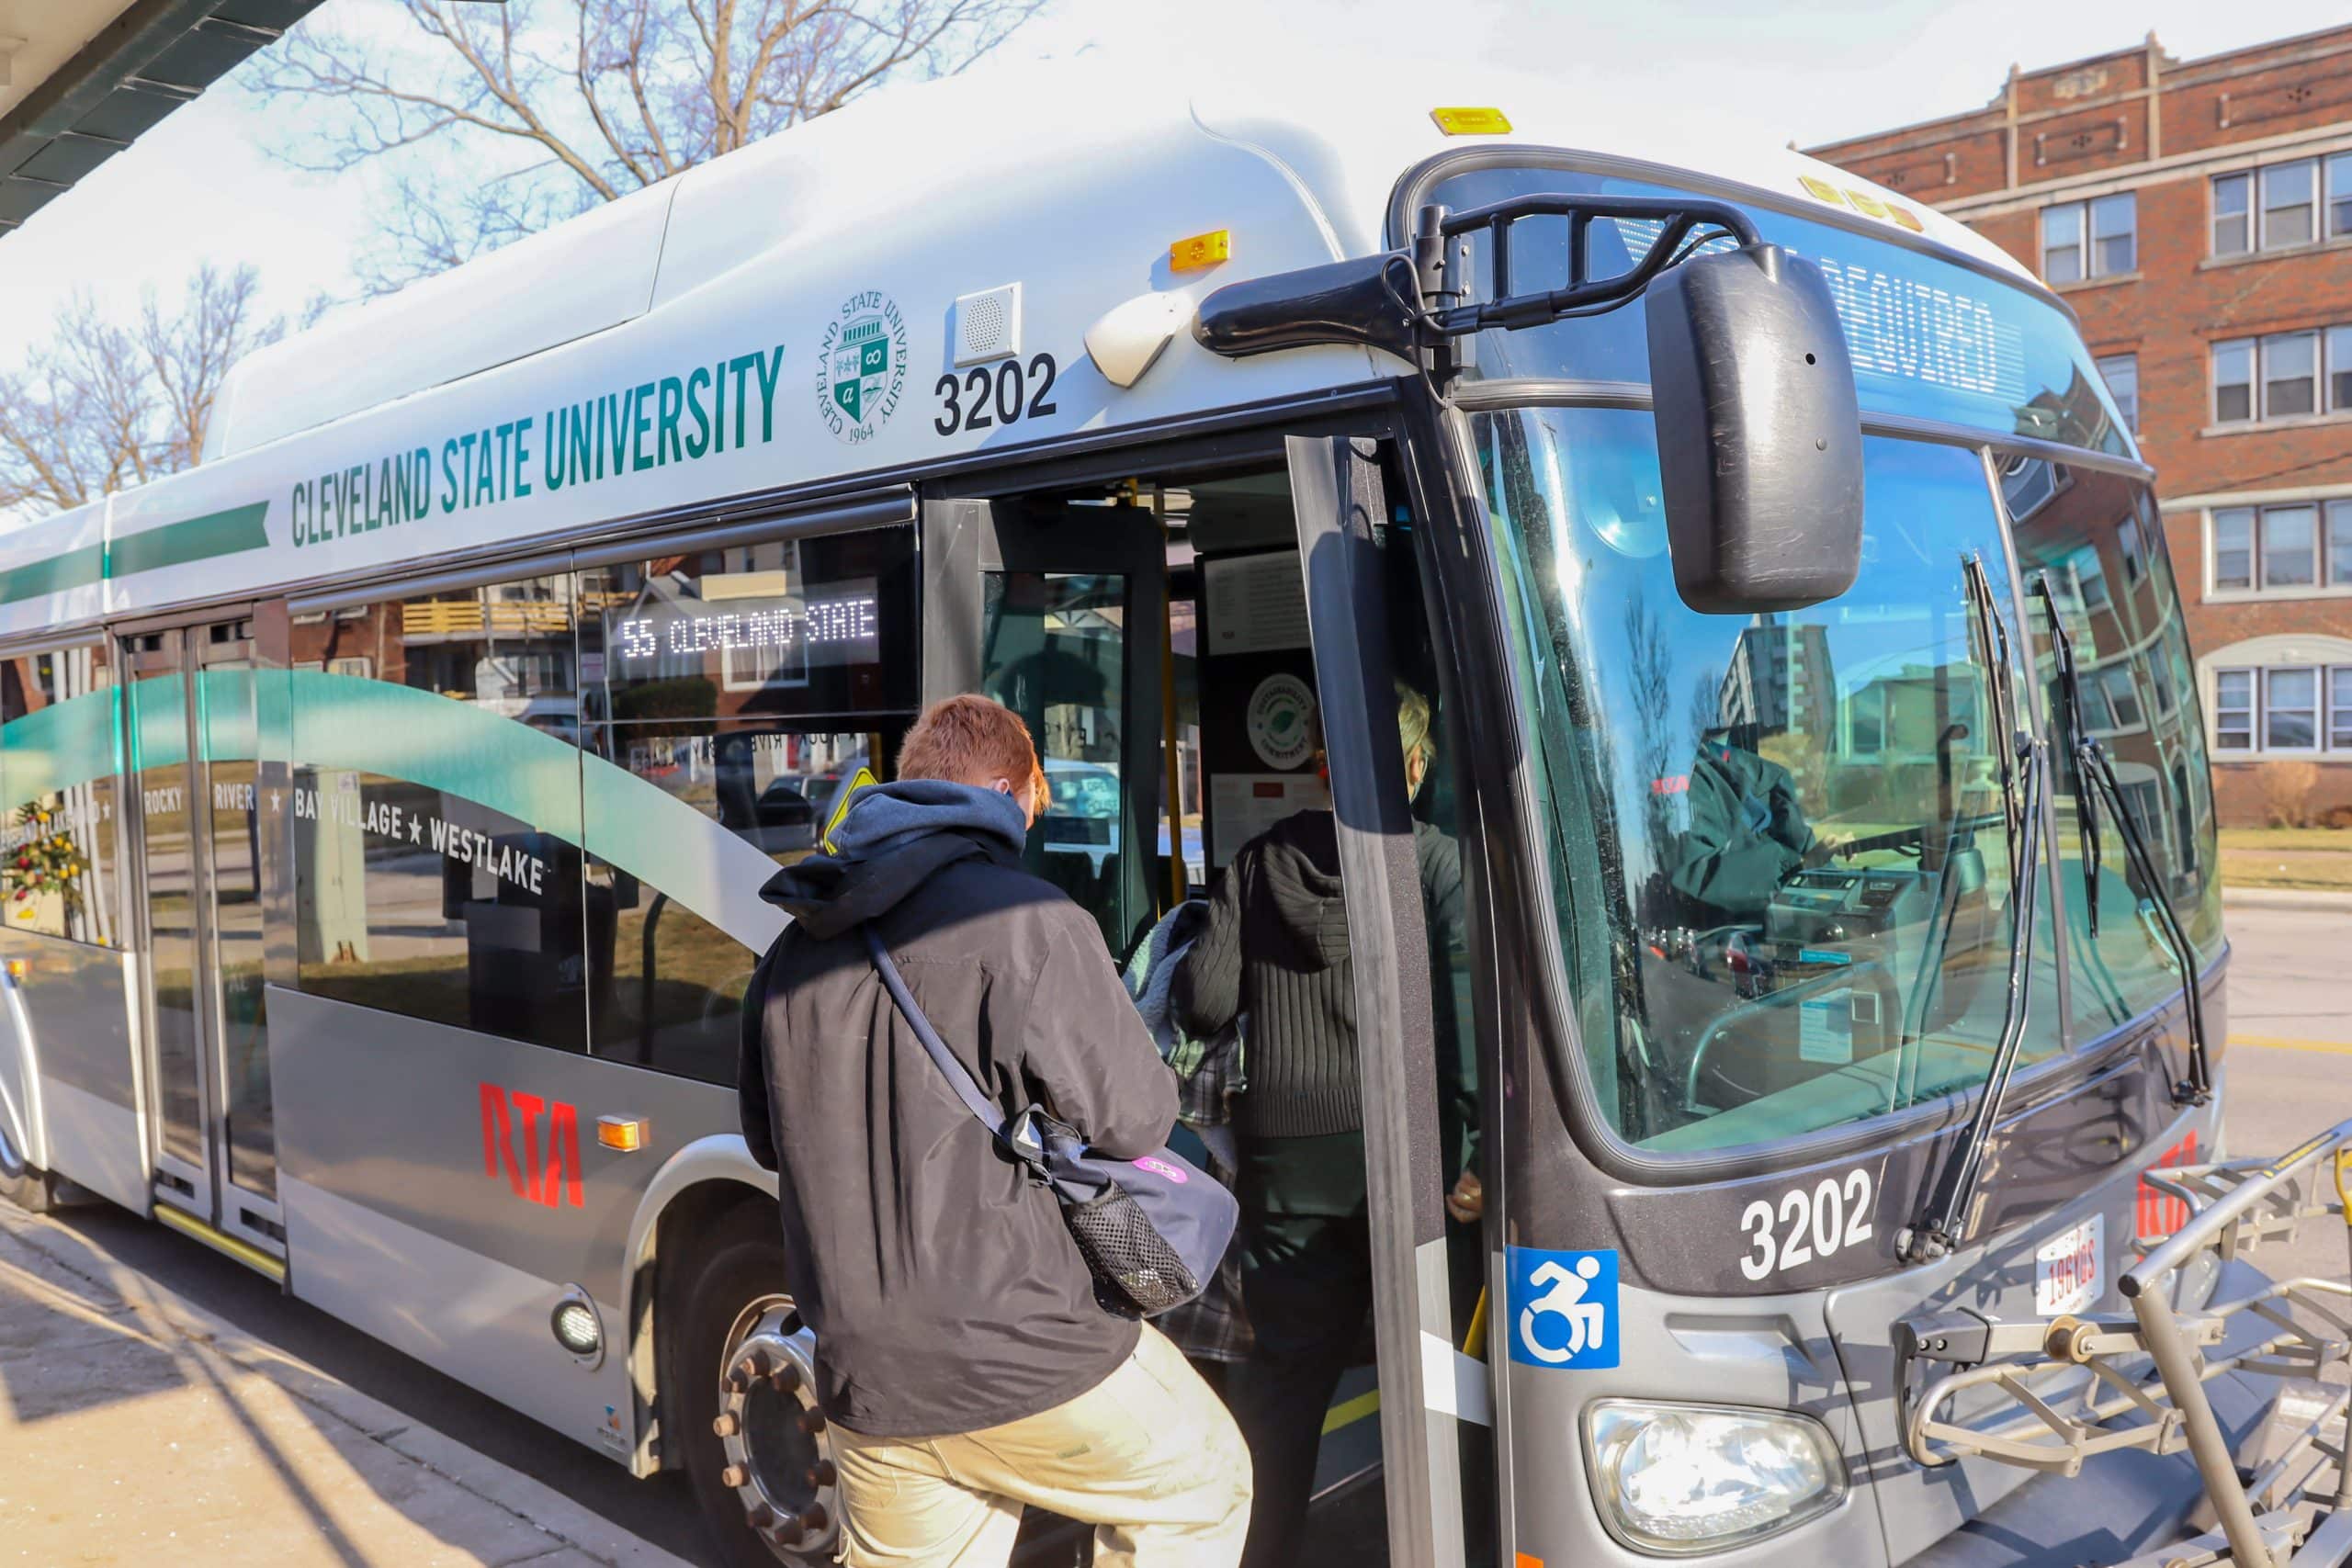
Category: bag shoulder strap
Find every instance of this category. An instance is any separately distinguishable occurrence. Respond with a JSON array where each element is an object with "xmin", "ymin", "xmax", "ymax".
[{"xmin": 862, "ymin": 925, "xmax": 1029, "ymax": 1156}]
